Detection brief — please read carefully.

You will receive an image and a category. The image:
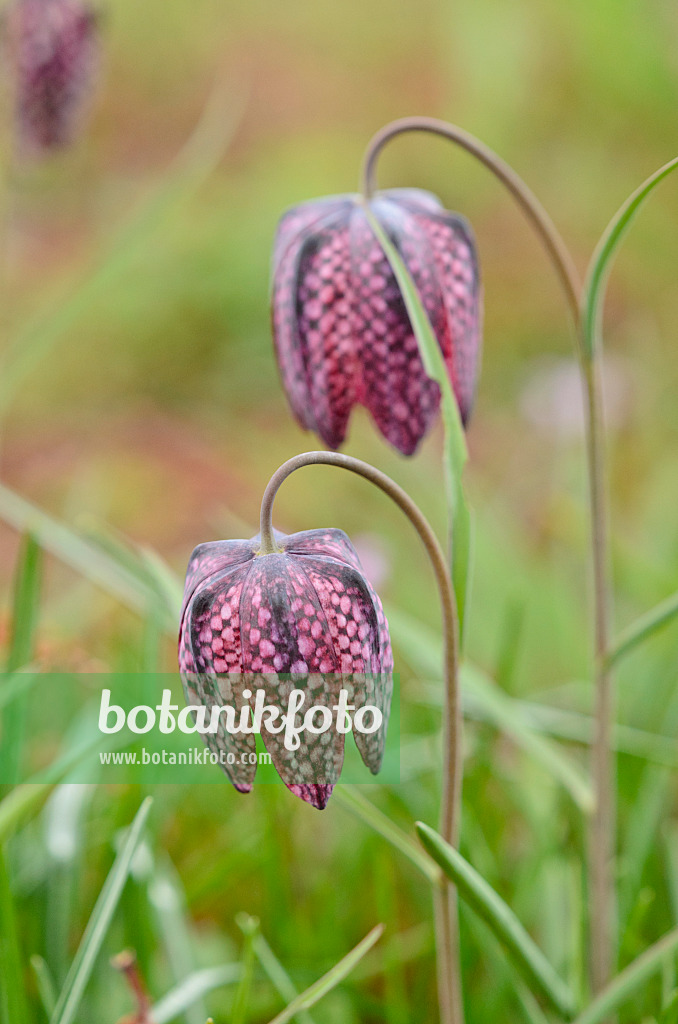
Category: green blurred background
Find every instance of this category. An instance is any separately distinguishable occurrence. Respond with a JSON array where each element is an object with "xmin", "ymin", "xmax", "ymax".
[{"xmin": 2, "ymin": 0, "xmax": 678, "ymax": 1020}]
